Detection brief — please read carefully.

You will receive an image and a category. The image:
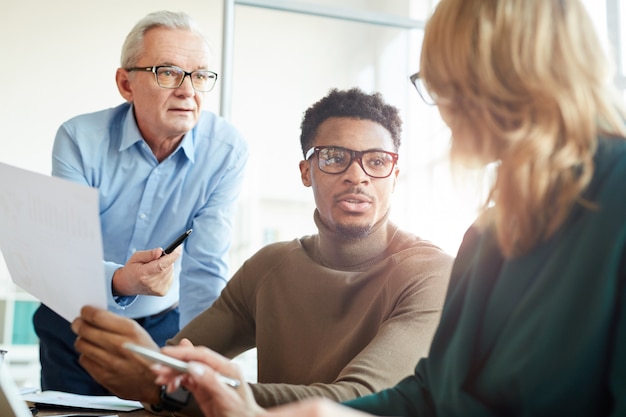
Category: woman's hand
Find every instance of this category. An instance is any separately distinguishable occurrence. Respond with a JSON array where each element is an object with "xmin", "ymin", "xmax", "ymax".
[
  {"xmin": 151, "ymin": 341, "xmax": 373, "ymax": 417},
  {"xmin": 152, "ymin": 340, "xmax": 267, "ymax": 417}
]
